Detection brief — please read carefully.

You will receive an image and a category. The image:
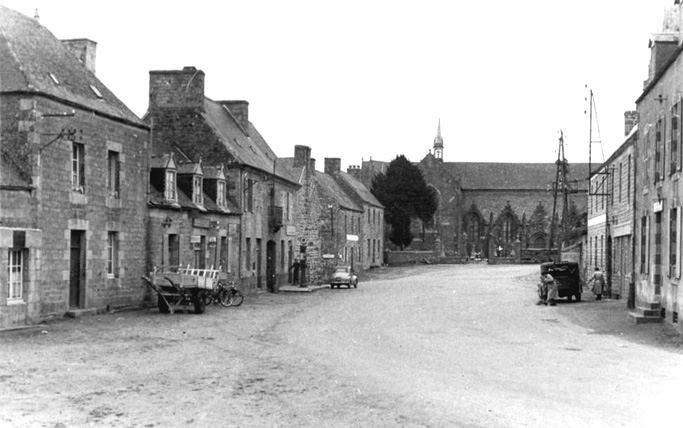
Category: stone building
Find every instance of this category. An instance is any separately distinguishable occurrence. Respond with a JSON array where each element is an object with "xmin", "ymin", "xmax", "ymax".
[
  {"xmin": 279, "ymin": 147, "xmax": 385, "ymax": 285},
  {"xmin": 0, "ymin": 6, "xmax": 150, "ymax": 328},
  {"xmin": 145, "ymin": 67, "xmax": 301, "ymax": 293},
  {"xmin": 146, "ymin": 154, "xmax": 241, "ymax": 280},
  {"xmin": 586, "ymin": 115, "xmax": 637, "ymax": 300},
  {"xmin": 352, "ymin": 123, "xmax": 589, "ymax": 263},
  {"xmin": 324, "ymin": 158, "xmax": 384, "ymax": 269},
  {"xmin": 633, "ymin": 1, "xmax": 683, "ymax": 327}
]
